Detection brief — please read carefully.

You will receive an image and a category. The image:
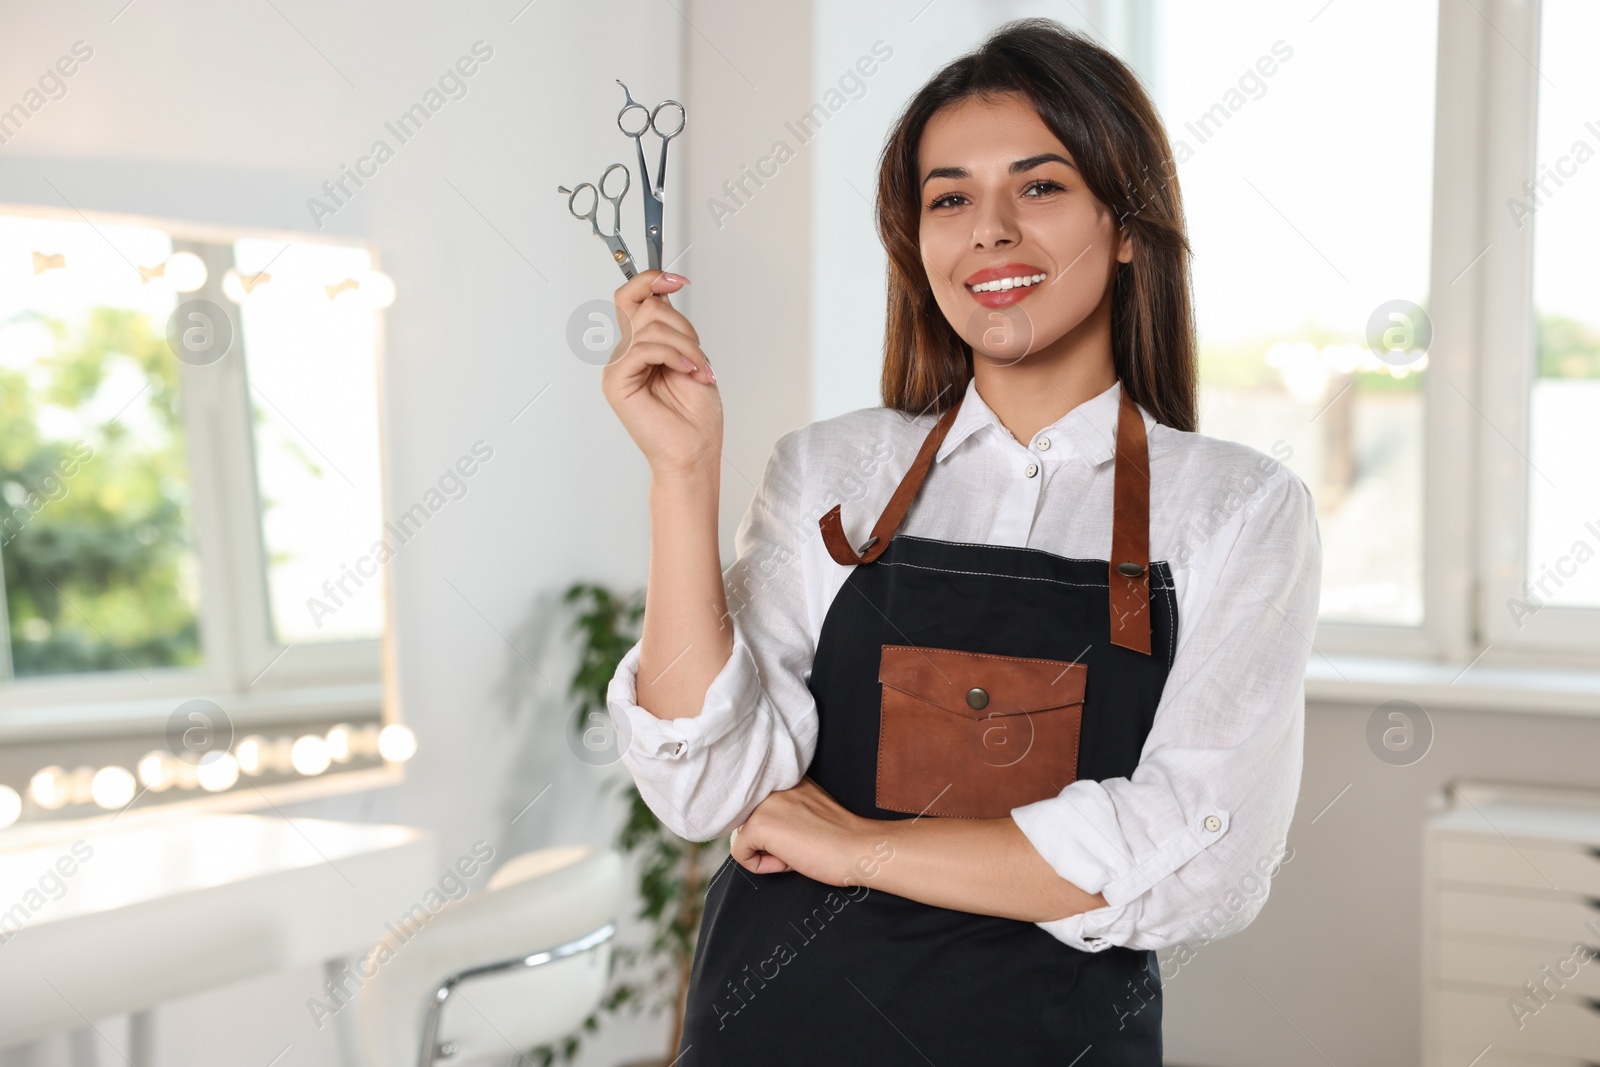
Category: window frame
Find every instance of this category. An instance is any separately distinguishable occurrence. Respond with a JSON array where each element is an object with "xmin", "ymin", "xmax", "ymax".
[
  {"xmin": 1472, "ymin": 0, "xmax": 1600, "ymax": 660},
  {"xmin": 1304, "ymin": 0, "xmax": 1599, "ymax": 671}
]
